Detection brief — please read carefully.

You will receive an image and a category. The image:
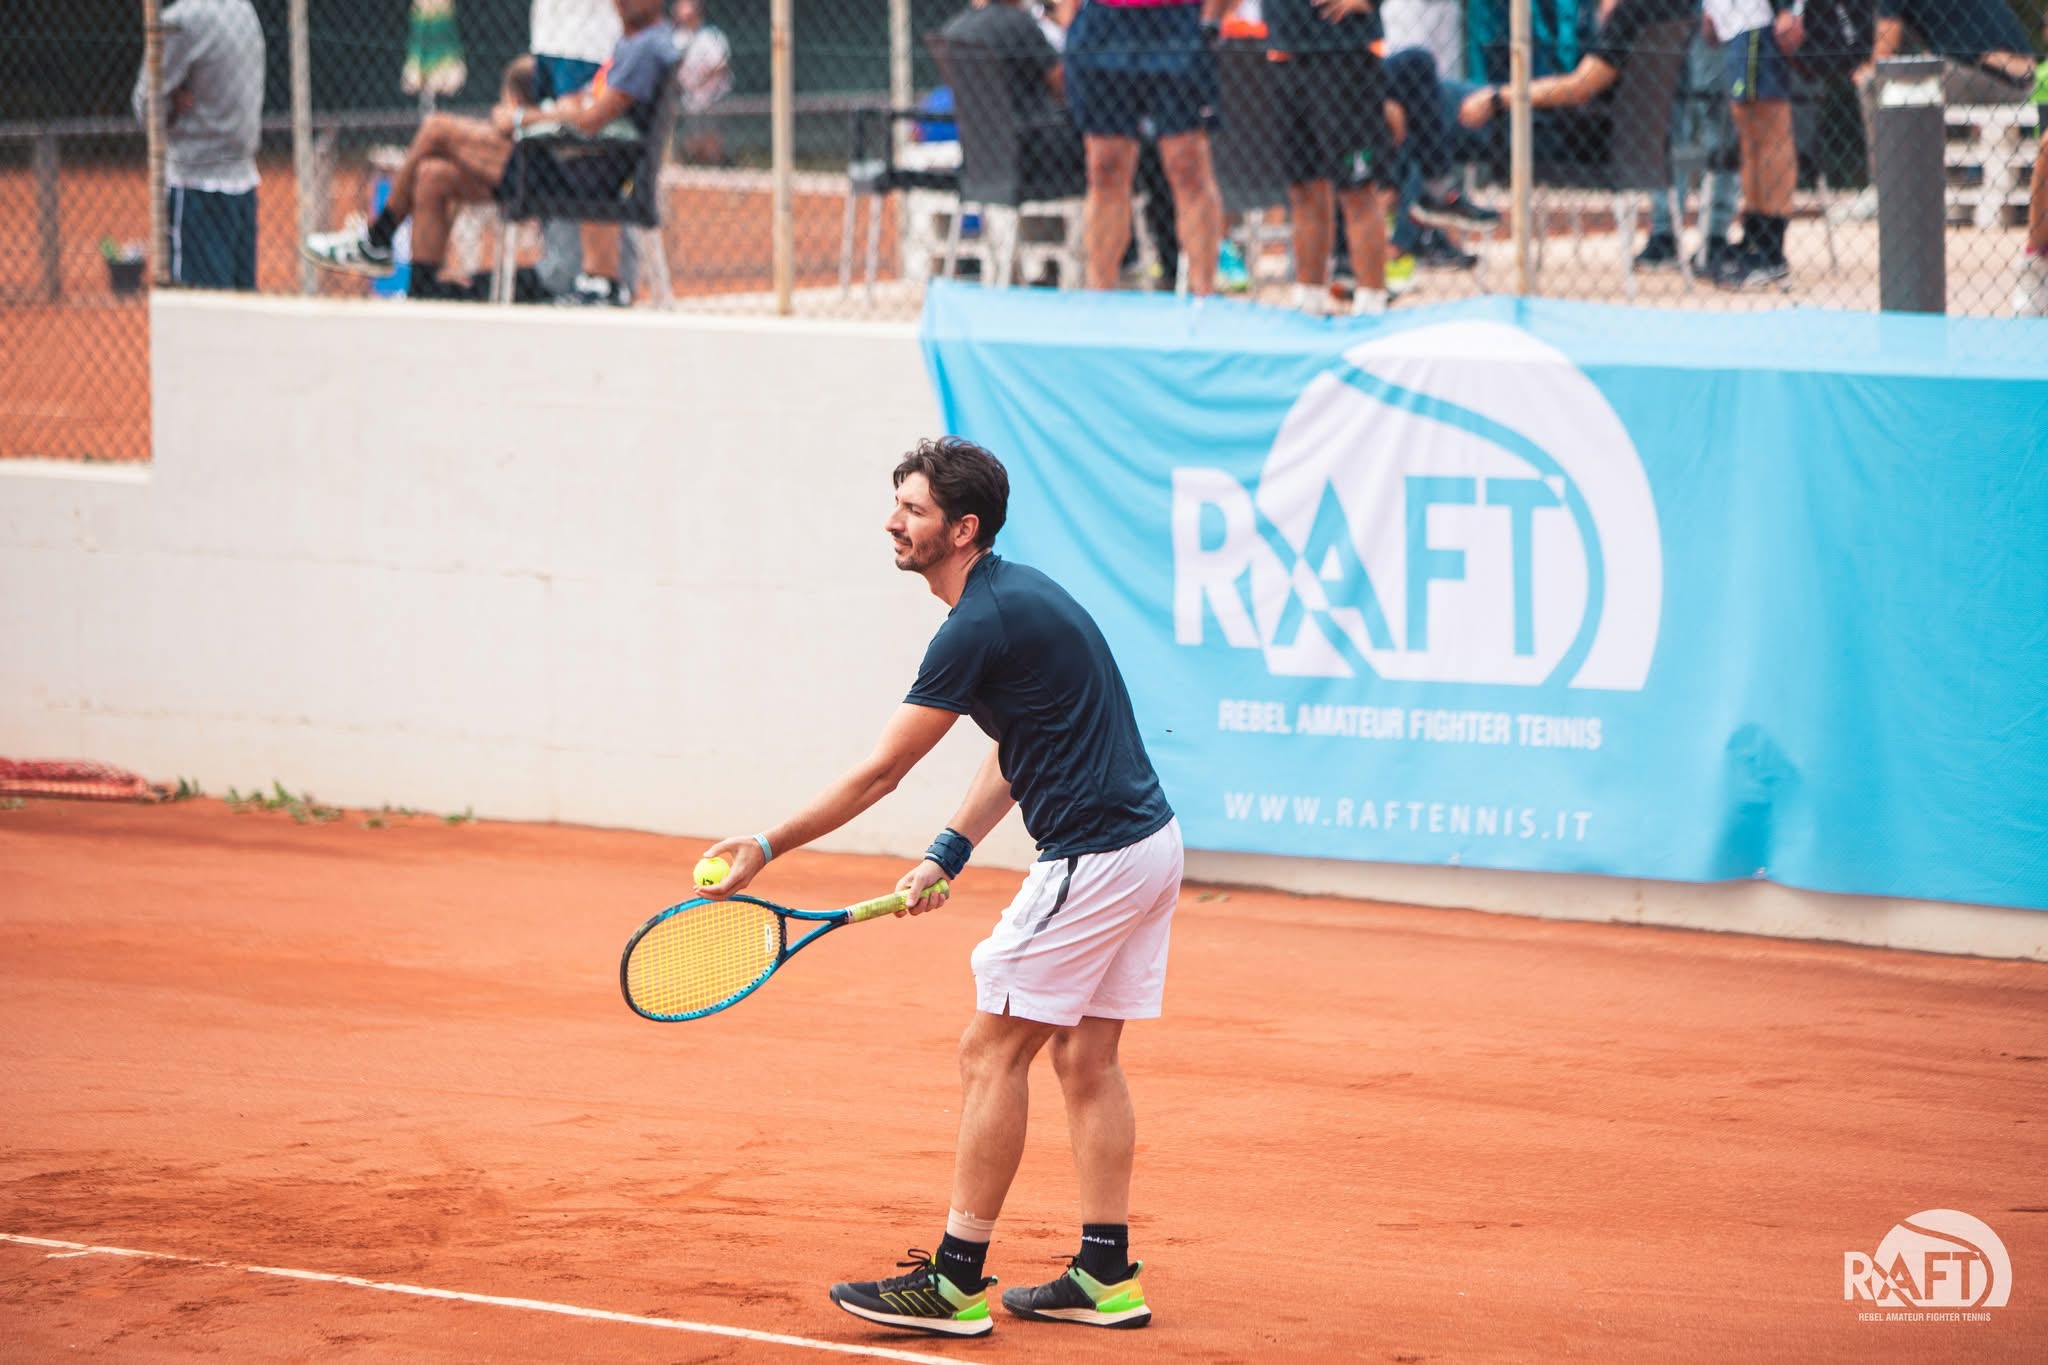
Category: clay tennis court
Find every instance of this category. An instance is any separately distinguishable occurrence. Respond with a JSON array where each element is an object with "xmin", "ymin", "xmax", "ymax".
[{"xmin": 2, "ymin": 797, "xmax": 2043, "ymax": 1361}]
